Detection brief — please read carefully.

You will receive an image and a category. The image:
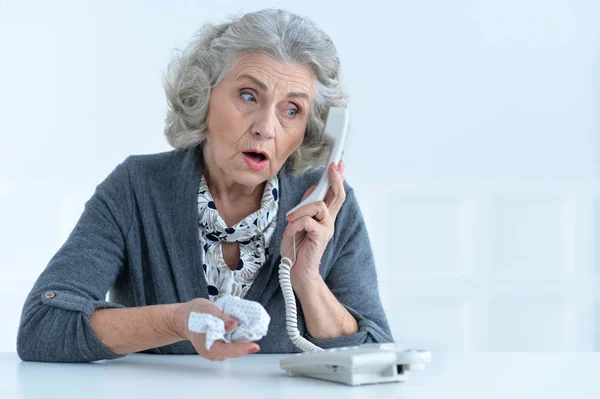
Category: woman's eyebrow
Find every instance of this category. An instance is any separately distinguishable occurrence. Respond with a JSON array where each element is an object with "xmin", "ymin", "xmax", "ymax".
[
  {"xmin": 236, "ymin": 74, "xmax": 268, "ymax": 90},
  {"xmin": 236, "ymin": 74, "xmax": 309, "ymax": 101},
  {"xmin": 287, "ymin": 92, "xmax": 309, "ymax": 101}
]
